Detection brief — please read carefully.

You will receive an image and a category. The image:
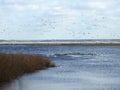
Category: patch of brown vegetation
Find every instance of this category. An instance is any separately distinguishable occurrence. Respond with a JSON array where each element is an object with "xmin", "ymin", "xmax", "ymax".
[{"xmin": 0, "ymin": 53, "xmax": 55, "ymax": 82}]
